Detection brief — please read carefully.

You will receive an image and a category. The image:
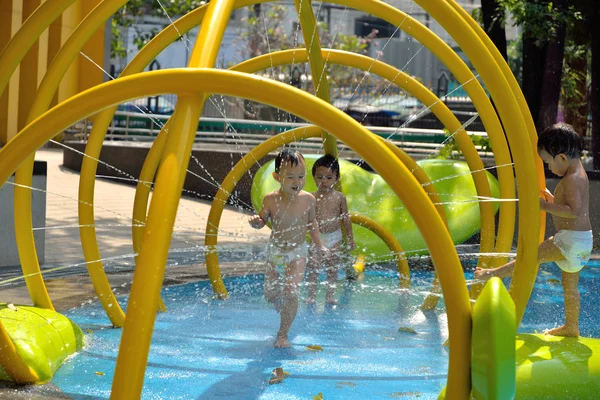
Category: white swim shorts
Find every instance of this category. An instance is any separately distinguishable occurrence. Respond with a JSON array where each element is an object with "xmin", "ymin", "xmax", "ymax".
[
  {"xmin": 321, "ymin": 229, "xmax": 343, "ymax": 249},
  {"xmin": 553, "ymin": 230, "xmax": 593, "ymax": 273},
  {"xmin": 266, "ymin": 241, "xmax": 308, "ymax": 268}
]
